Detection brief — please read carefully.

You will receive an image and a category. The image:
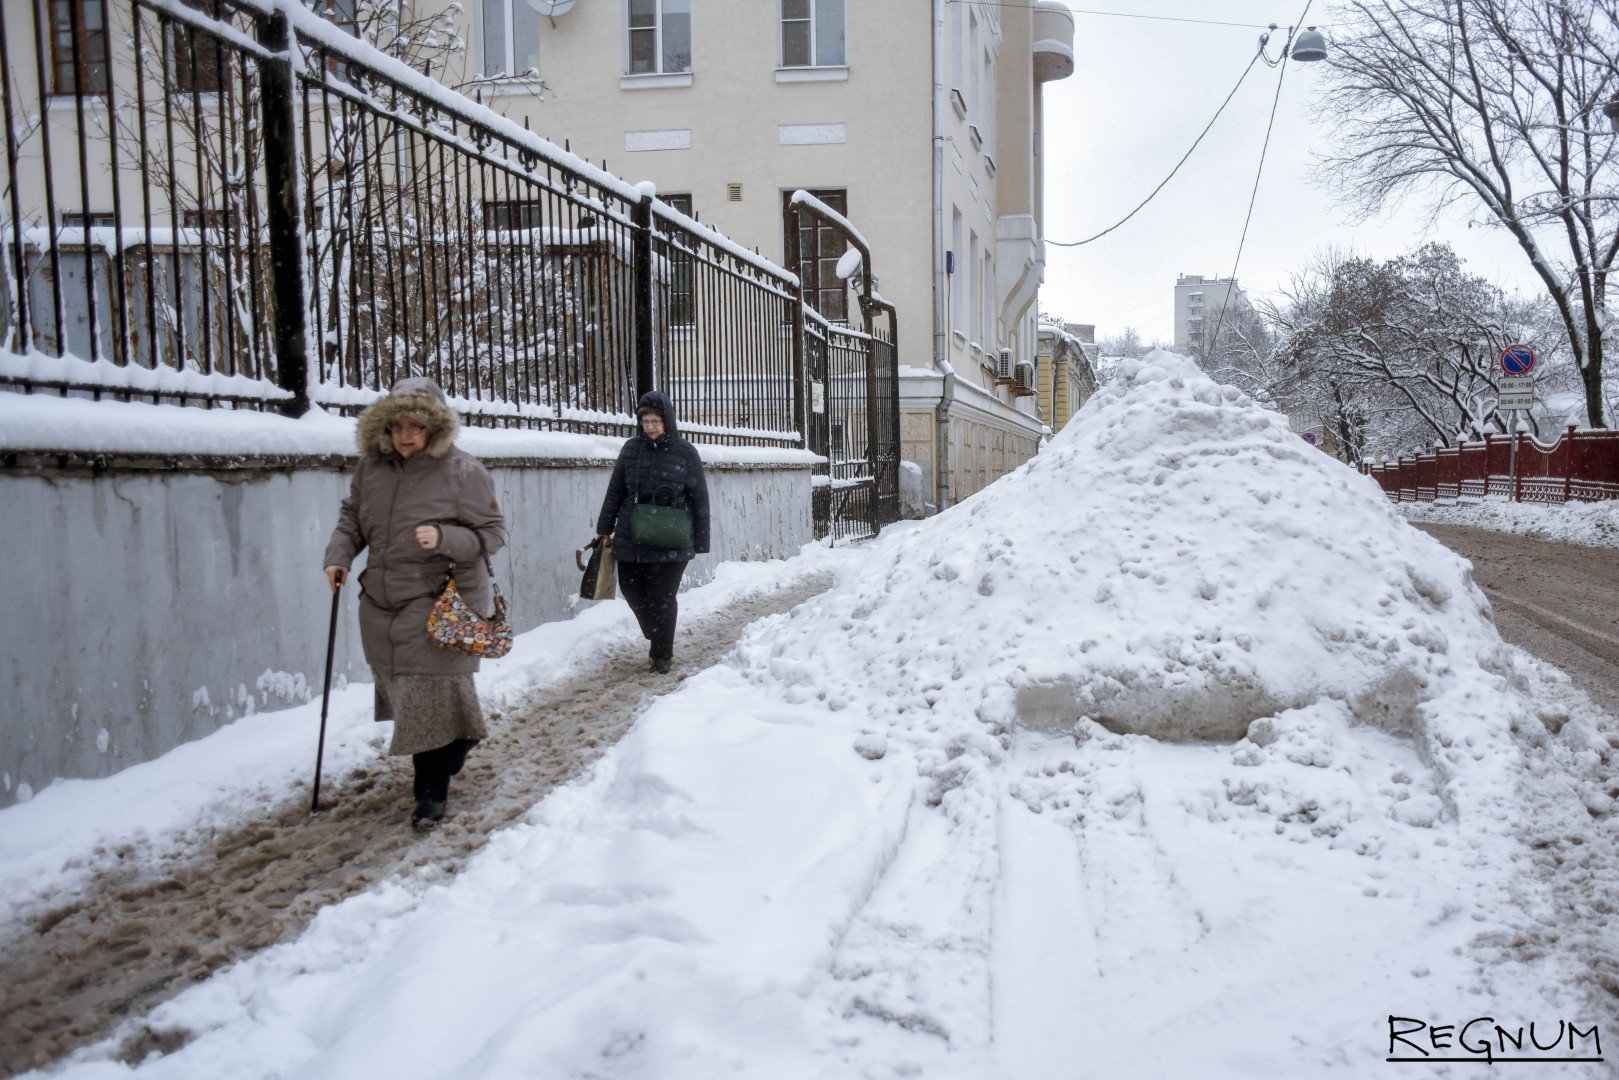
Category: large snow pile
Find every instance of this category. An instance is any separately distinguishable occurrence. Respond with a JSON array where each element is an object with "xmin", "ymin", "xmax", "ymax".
[{"xmin": 755, "ymin": 350, "xmax": 1523, "ymax": 800}]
